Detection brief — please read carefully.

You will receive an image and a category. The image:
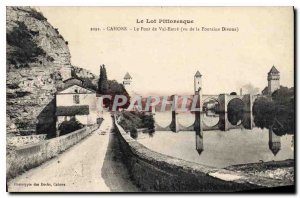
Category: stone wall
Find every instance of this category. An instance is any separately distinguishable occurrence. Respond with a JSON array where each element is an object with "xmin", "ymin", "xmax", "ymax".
[
  {"xmin": 114, "ymin": 115, "xmax": 261, "ymax": 192},
  {"xmin": 7, "ymin": 124, "xmax": 99, "ymax": 180},
  {"xmin": 7, "ymin": 134, "xmax": 47, "ymax": 148}
]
